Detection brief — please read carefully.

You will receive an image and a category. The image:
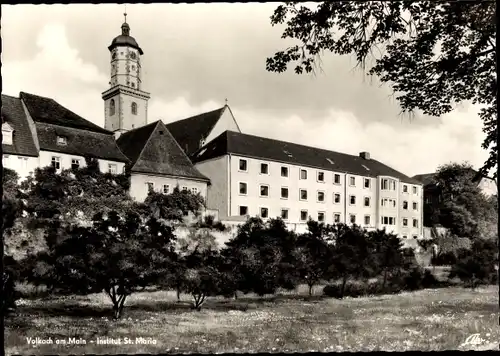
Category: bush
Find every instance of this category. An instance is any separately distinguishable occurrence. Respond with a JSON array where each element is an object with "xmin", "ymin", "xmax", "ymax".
[
  {"xmin": 421, "ymin": 269, "xmax": 441, "ymax": 288},
  {"xmin": 431, "ymin": 251, "xmax": 457, "ymax": 266}
]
